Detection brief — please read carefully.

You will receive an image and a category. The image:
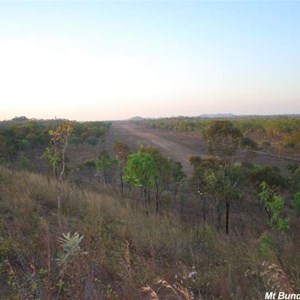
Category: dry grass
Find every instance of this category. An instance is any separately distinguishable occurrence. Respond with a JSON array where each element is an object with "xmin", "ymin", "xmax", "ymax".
[{"xmin": 0, "ymin": 167, "xmax": 299, "ymax": 299}]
